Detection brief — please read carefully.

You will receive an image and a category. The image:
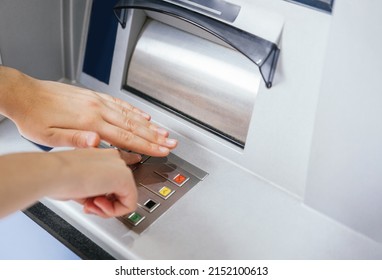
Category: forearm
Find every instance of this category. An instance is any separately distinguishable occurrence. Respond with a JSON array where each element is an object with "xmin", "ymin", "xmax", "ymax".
[{"xmin": 0, "ymin": 152, "xmax": 59, "ymax": 218}]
